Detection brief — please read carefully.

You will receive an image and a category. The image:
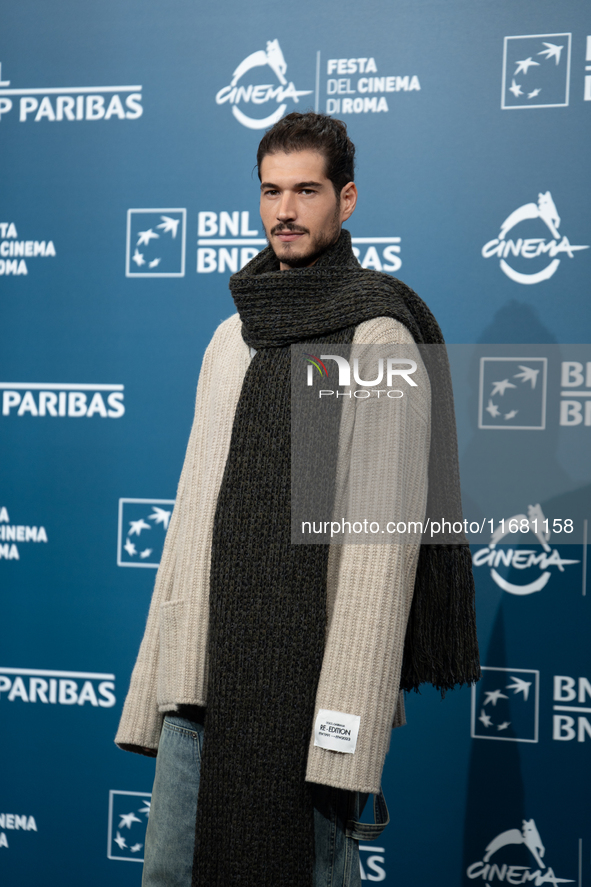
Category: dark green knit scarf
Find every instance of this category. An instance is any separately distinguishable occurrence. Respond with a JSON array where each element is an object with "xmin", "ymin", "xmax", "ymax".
[{"xmin": 192, "ymin": 230, "xmax": 480, "ymax": 887}]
